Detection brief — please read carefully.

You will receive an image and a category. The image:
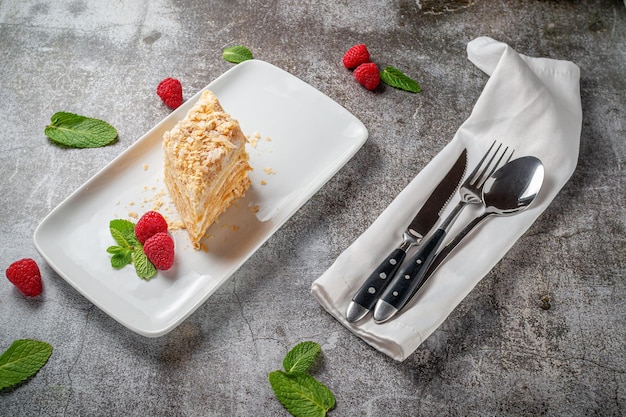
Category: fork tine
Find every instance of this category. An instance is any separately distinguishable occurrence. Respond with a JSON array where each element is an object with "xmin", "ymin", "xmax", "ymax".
[
  {"xmin": 506, "ymin": 149, "xmax": 514, "ymax": 163},
  {"xmin": 469, "ymin": 140, "xmax": 503, "ymax": 185},
  {"xmin": 468, "ymin": 140, "xmax": 497, "ymax": 184}
]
